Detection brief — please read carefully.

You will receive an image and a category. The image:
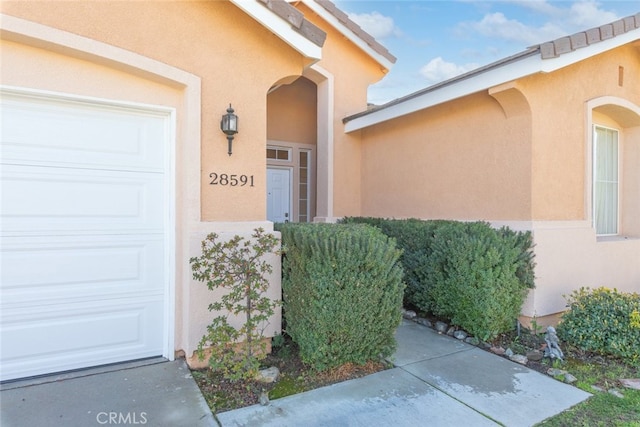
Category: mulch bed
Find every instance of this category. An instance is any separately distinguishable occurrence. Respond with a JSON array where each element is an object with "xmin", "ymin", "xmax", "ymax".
[{"xmin": 192, "ymin": 337, "xmax": 387, "ymax": 413}]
